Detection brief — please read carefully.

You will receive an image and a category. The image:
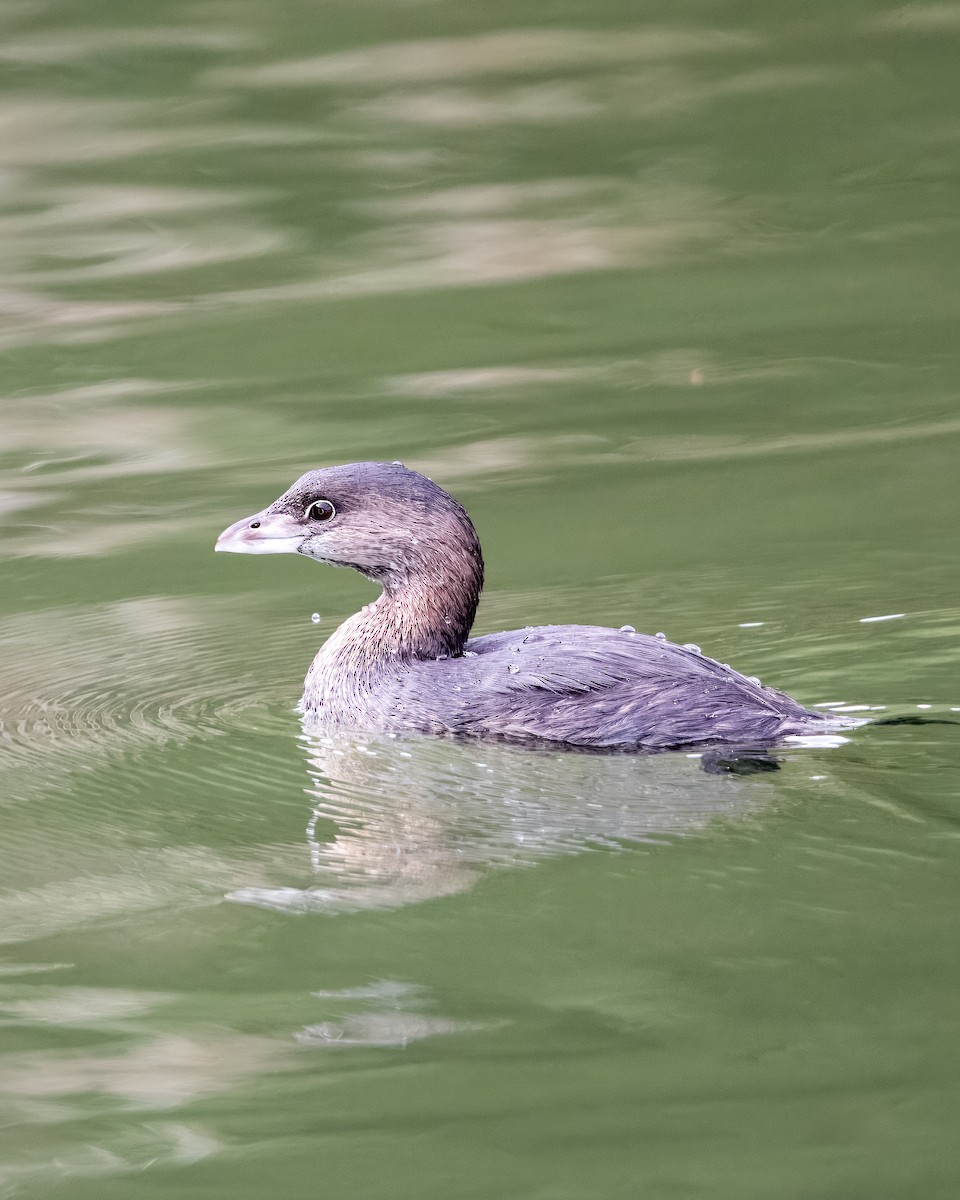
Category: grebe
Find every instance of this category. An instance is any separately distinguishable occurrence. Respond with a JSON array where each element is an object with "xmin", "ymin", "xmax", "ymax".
[{"xmin": 216, "ymin": 461, "xmax": 852, "ymax": 750}]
